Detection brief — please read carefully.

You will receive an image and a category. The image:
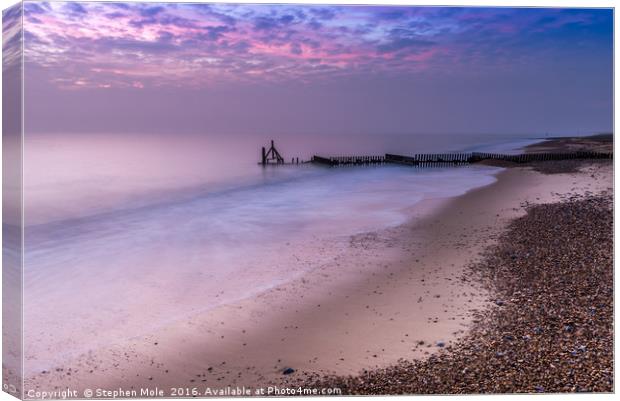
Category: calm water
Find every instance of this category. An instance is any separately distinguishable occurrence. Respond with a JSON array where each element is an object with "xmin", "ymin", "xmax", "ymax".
[{"xmin": 22, "ymin": 132, "xmax": 541, "ymax": 373}]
